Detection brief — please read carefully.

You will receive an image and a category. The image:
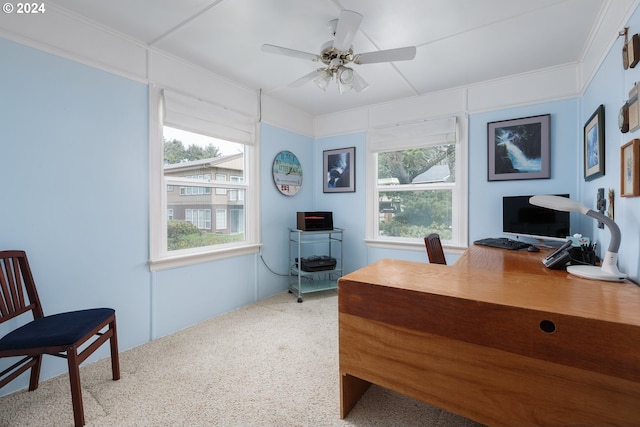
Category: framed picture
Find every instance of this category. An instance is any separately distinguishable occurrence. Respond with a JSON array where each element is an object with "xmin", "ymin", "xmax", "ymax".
[
  {"xmin": 323, "ymin": 147, "xmax": 355, "ymax": 193},
  {"xmin": 487, "ymin": 114, "xmax": 550, "ymax": 181},
  {"xmin": 621, "ymin": 139, "xmax": 640, "ymax": 197},
  {"xmin": 584, "ymin": 105, "xmax": 605, "ymax": 181}
]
